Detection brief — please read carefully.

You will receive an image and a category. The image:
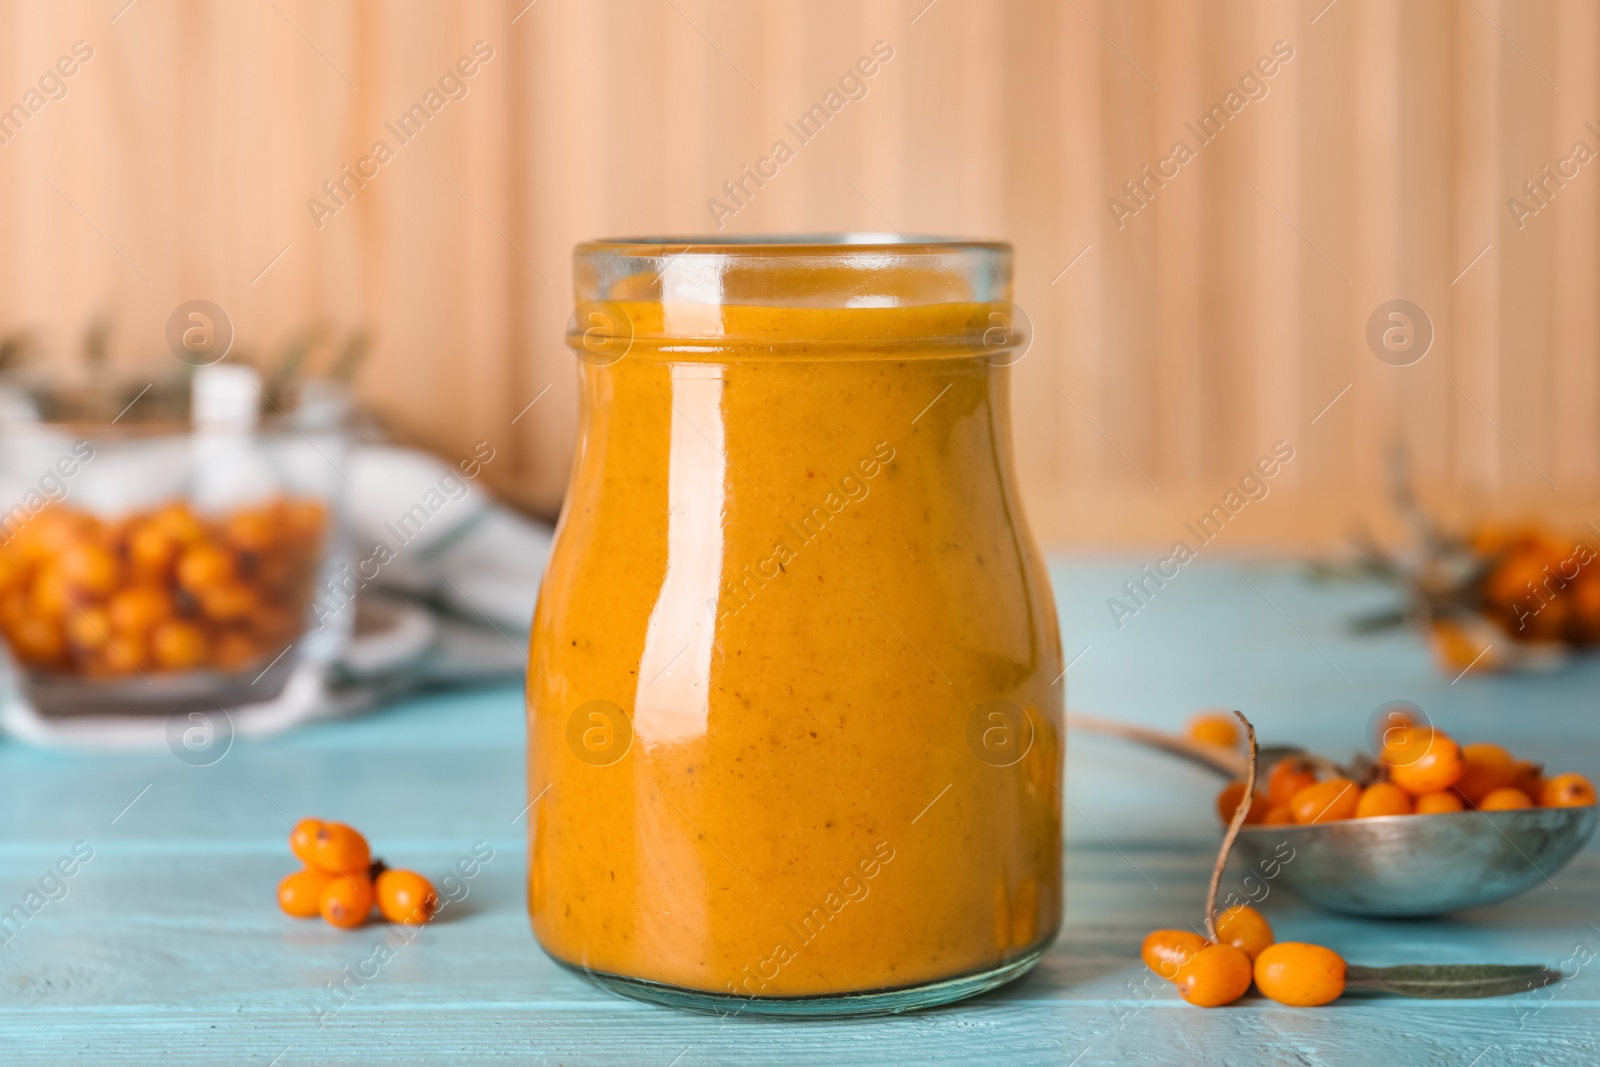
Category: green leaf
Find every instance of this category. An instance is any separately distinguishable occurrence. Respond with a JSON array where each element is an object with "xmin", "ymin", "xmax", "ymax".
[{"xmin": 1345, "ymin": 964, "xmax": 1560, "ymax": 999}]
